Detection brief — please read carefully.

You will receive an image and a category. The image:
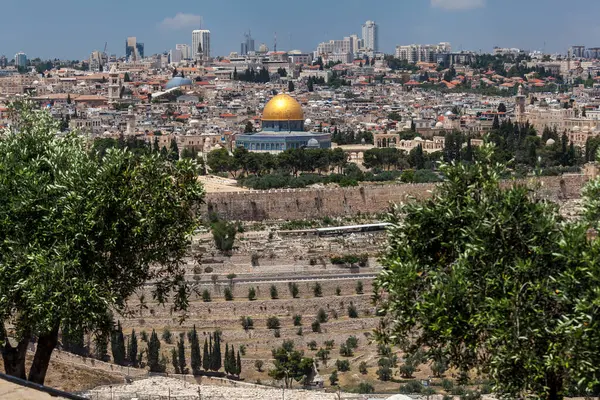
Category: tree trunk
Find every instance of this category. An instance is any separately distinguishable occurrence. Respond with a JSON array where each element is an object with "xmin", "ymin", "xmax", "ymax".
[
  {"xmin": 547, "ymin": 371, "xmax": 563, "ymax": 400},
  {"xmin": 1, "ymin": 337, "xmax": 30, "ymax": 380},
  {"xmin": 27, "ymin": 324, "xmax": 59, "ymax": 385}
]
